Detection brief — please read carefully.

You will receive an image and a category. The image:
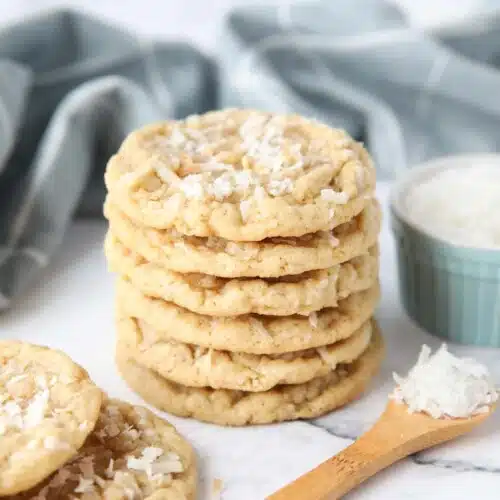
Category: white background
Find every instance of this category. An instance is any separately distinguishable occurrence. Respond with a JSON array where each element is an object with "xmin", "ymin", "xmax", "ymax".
[{"xmin": 0, "ymin": 0, "xmax": 492, "ymax": 52}]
